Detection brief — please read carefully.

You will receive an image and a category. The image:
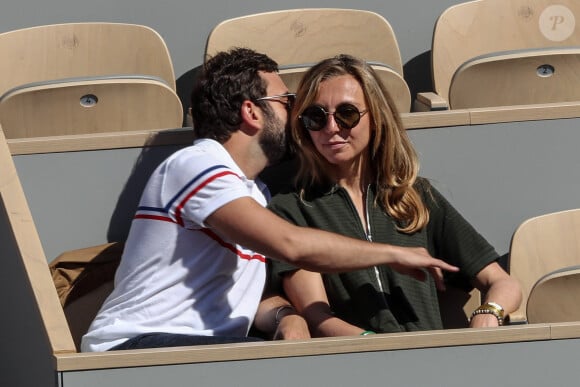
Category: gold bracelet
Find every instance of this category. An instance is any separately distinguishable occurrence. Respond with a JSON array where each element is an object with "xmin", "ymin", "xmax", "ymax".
[{"xmin": 470, "ymin": 302, "xmax": 505, "ymax": 326}]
